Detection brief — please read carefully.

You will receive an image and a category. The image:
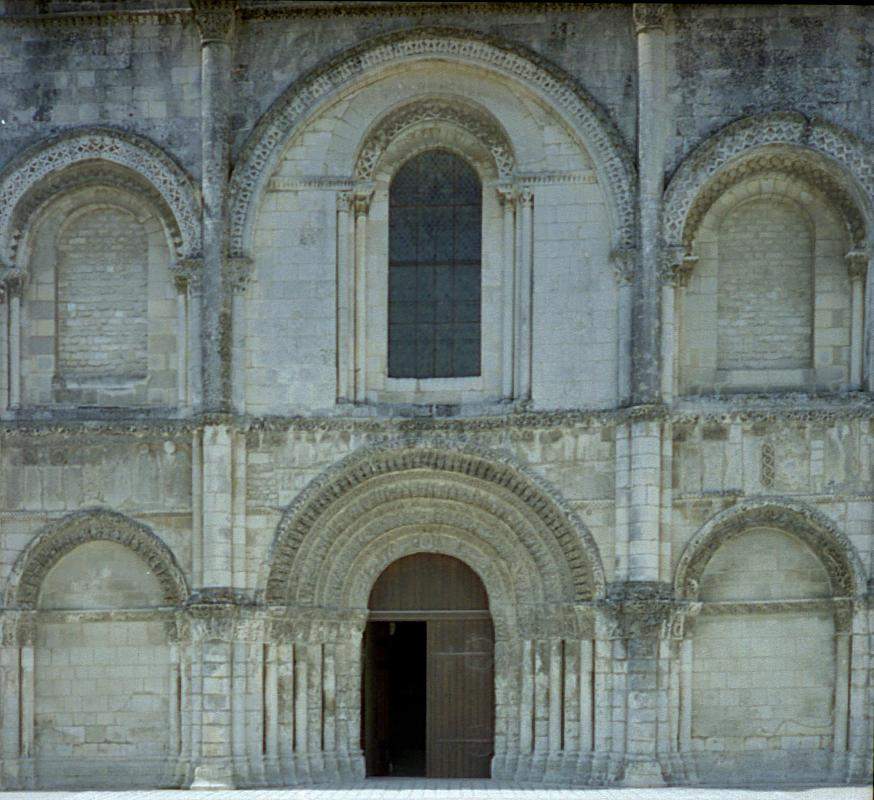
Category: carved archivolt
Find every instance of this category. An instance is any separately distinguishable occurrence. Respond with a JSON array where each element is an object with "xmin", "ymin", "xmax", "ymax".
[
  {"xmin": 674, "ymin": 498, "xmax": 866, "ymax": 601},
  {"xmin": 264, "ymin": 440, "xmax": 605, "ymax": 608},
  {"xmin": 662, "ymin": 112, "xmax": 873, "ymax": 265},
  {"xmin": 10, "ymin": 164, "xmax": 186, "ymax": 268},
  {"xmin": 6, "ymin": 508, "xmax": 189, "ymax": 609},
  {"xmin": 355, "ymin": 98, "xmax": 515, "ymax": 182},
  {"xmin": 229, "ymin": 27, "xmax": 636, "ymax": 257},
  {"xmin": 681, "ymin": 149, "xmax": 868, "ymax": 251},
  {"xmin": 0, "ymin": 127, "xmax": 201, "ymax": 265}
]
